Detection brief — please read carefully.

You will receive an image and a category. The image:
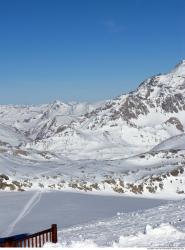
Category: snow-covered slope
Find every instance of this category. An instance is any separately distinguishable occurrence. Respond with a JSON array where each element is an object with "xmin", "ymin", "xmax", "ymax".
[
  {"xmin": 0, "ymin": 142, "xmax": 185, "ymax": 197},
  {"xmin": 0, "ymin": 124, "xmax": 27, "ymax": 148},
  {"xmin": 153, "ymin": 133, "xmax": 185, "ymax": 151},
  {"xmin": 0, "ymin": 60, "xmax": 185, "ymax": 197}
]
